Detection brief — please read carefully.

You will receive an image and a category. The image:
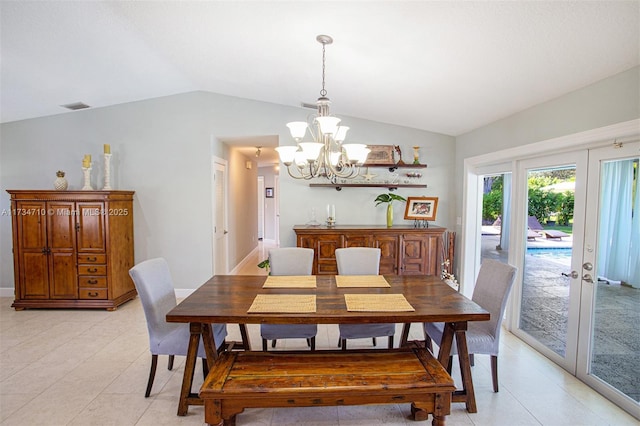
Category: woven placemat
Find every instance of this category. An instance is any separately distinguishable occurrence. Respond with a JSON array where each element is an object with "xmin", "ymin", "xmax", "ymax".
[
  {"xmin": 335, "ymin": 275, "xmax": 390, "ymax": 288},
  {"xmin": 247, "ymin": 294, "xmax": 316, "ymax": 313},
  {"xmin": 344, "ymin": 294, "xmax": 415, "ymax": 312},
  {"xmin": 262, "ymin": 276, "xmax": 317, "ymax": 288}
]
